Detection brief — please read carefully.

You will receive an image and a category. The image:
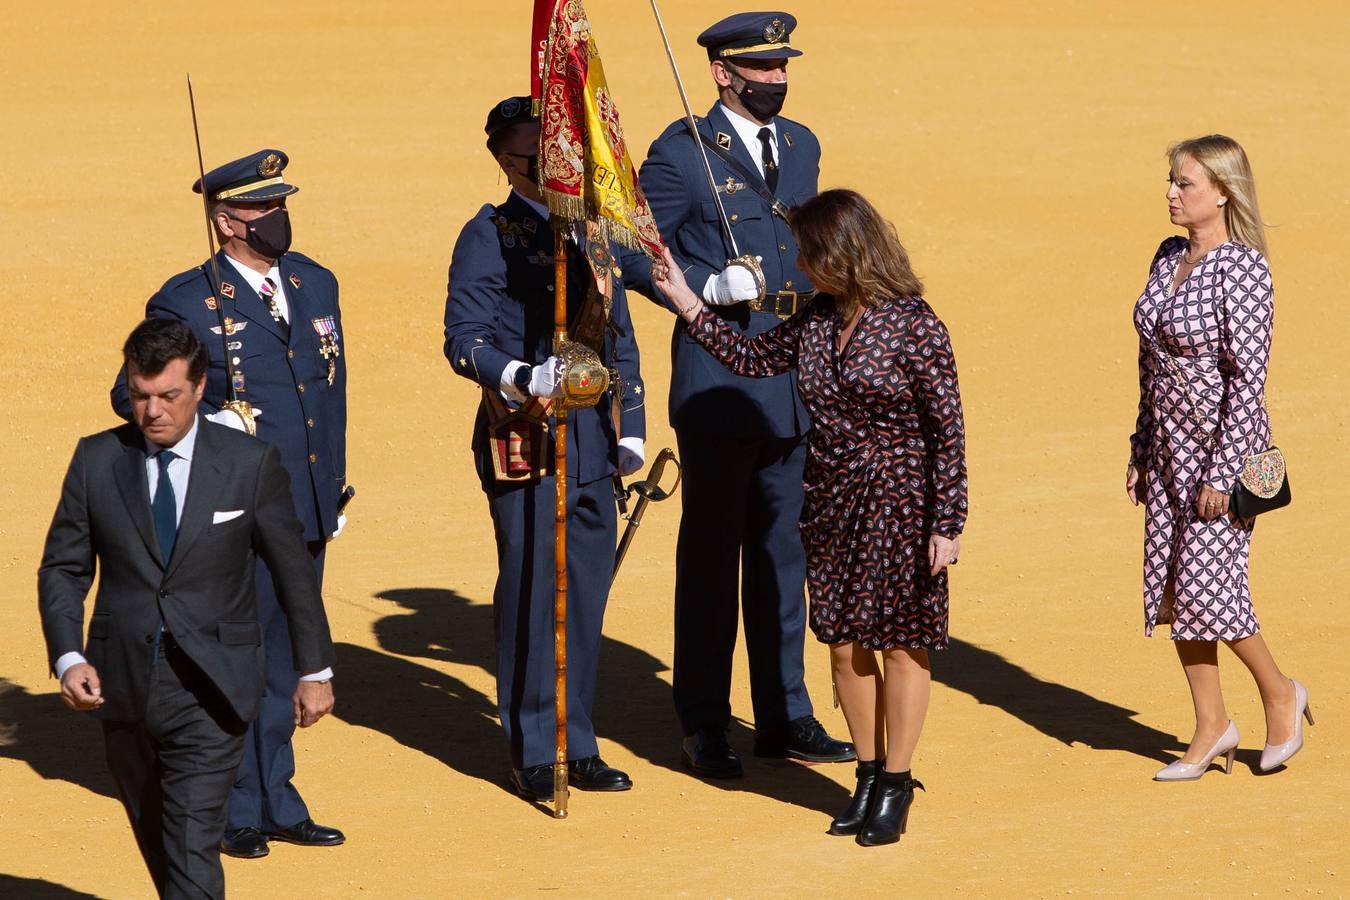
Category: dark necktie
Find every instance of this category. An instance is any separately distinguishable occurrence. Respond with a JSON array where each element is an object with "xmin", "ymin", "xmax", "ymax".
[
  {"xmin": 260, "ymin": 276, "xmax": 290, "ymax": 340},
  {"xmin": 152, "ymin": 450, "xmax": 178, "ymax": 563},
  {"xmin": 757, "ymin": 126, "xmax": 779, "ymax": 193}
]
